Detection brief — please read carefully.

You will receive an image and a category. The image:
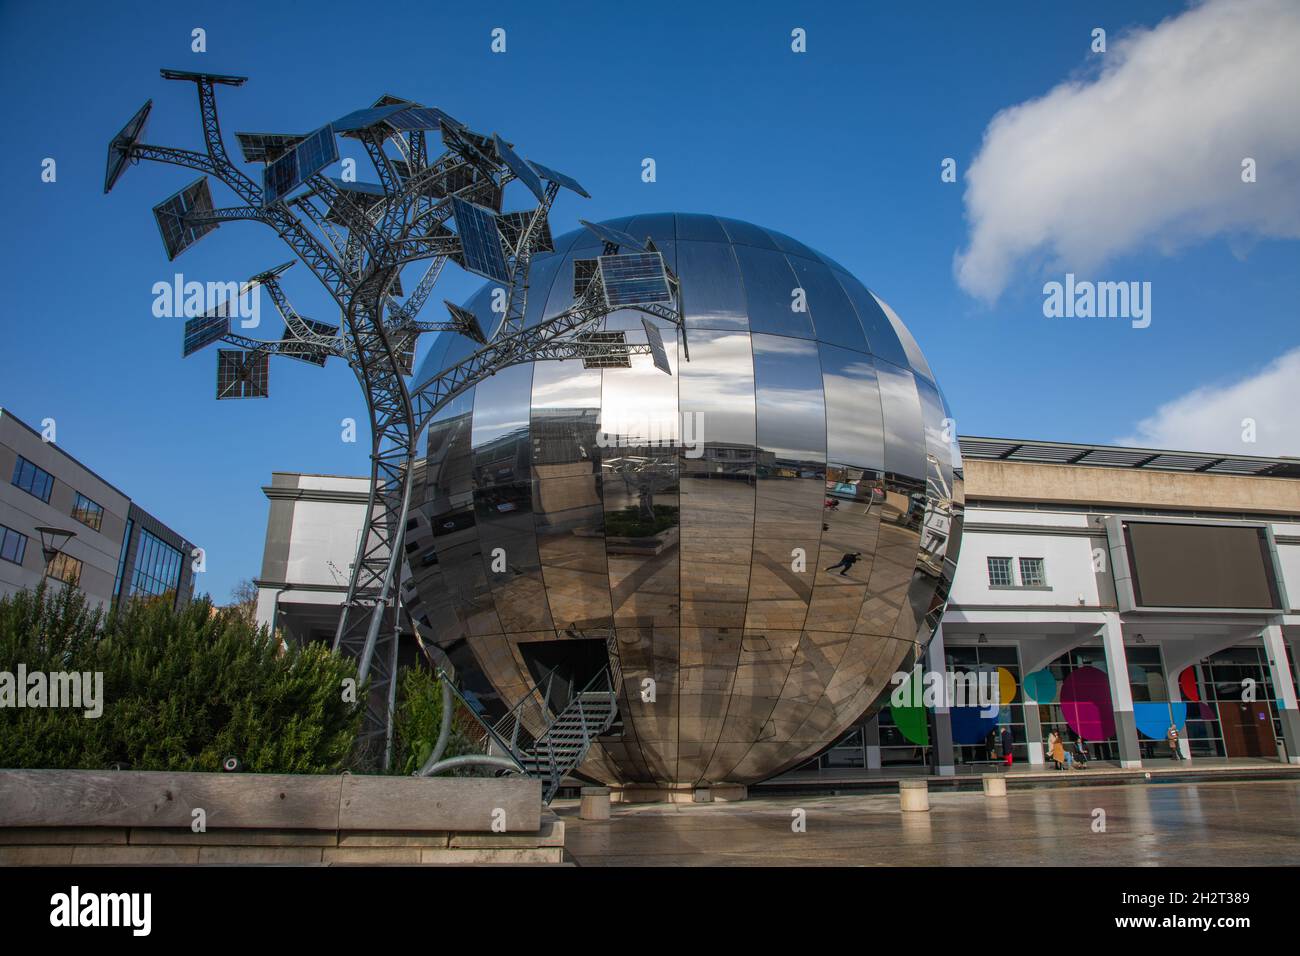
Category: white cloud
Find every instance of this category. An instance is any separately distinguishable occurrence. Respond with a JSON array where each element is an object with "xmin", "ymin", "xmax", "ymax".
[
  {"xmin": 1117, "ymin": 347, "xmax": 1300, "ymax": 456},
  {"xmin": 954, "ymin": 0, "xmax": 1300, "ymax": 302}
]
